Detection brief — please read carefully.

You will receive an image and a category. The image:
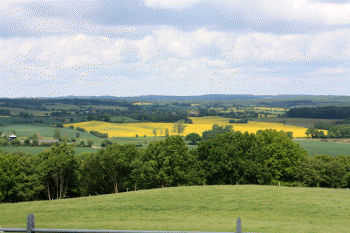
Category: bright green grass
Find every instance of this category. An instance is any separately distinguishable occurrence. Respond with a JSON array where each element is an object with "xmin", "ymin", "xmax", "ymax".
[
  {"xmin": 0, "ymin": 125, "xmax": 98, "ymax": 139},
  {"xmin": 44, "ymin": 104, "xmax": 80, "ymax": 110},
  {"xmin": 251, "ymin": 117, "xmax": 336, "ymax": 129},
  {"xmin": 1, "ymin": 185, "xmax": 350, "ymax": 233},
  {"xmin": 82, "ymin": 105, "xmax": 127, "ymax": 111},
  {"xmin": 0, "ymin": 147, "xmax": 100, "ymax": 155},
  {"xmin": 295, "ymin": 139, "xmax": 350, "ymax": 156},
  {"xmin": 0, "ymin": 125, "xmax": 104, "ymax": 147},
  {"xmin": 0, "ymin": 107, "xmax": 51, "ymax": 116}
]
